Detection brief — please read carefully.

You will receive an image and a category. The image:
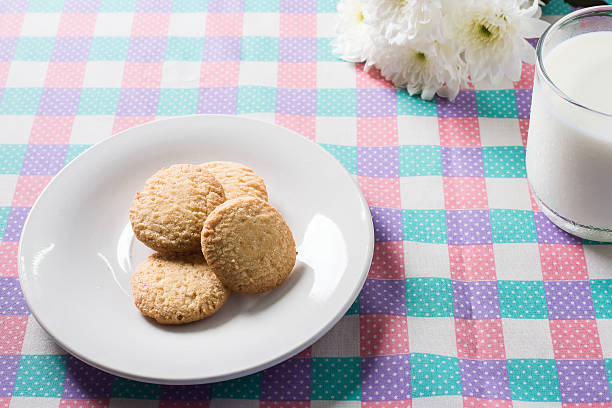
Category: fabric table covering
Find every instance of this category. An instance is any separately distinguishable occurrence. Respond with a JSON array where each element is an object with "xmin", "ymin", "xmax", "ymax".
[{"xmin": 1, "ymin": 0, "xmax": 612, "ymax": 407}]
